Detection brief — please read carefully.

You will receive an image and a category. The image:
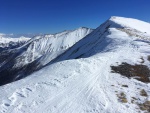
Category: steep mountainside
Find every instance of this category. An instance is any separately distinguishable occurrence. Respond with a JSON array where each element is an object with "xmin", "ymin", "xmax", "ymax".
[
  {"xmin": 0, "ymin": 27, "xmax": 93, "ymax": 86},
  {"xmin": 53, "ymin": 16, "xmax": 150, "ymax": 61},
  {"xmin": 0, "ymin": 16, "xmax": 150, "ymax": 113}
]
